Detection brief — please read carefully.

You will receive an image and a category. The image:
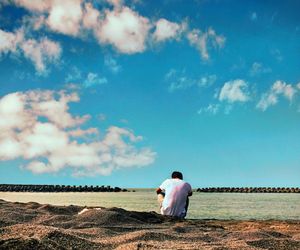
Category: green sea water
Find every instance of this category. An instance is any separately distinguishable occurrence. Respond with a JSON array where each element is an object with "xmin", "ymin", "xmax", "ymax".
[{"xmin": 1, "ymin": 190, "xmax": 299, "ymax": 220}]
